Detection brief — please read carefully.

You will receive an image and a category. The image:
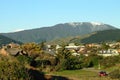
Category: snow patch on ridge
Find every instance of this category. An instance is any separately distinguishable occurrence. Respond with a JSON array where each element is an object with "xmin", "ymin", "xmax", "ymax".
[{"xmin": 90, "ymin": 22, "xmax": 104, "ymax": 26}]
